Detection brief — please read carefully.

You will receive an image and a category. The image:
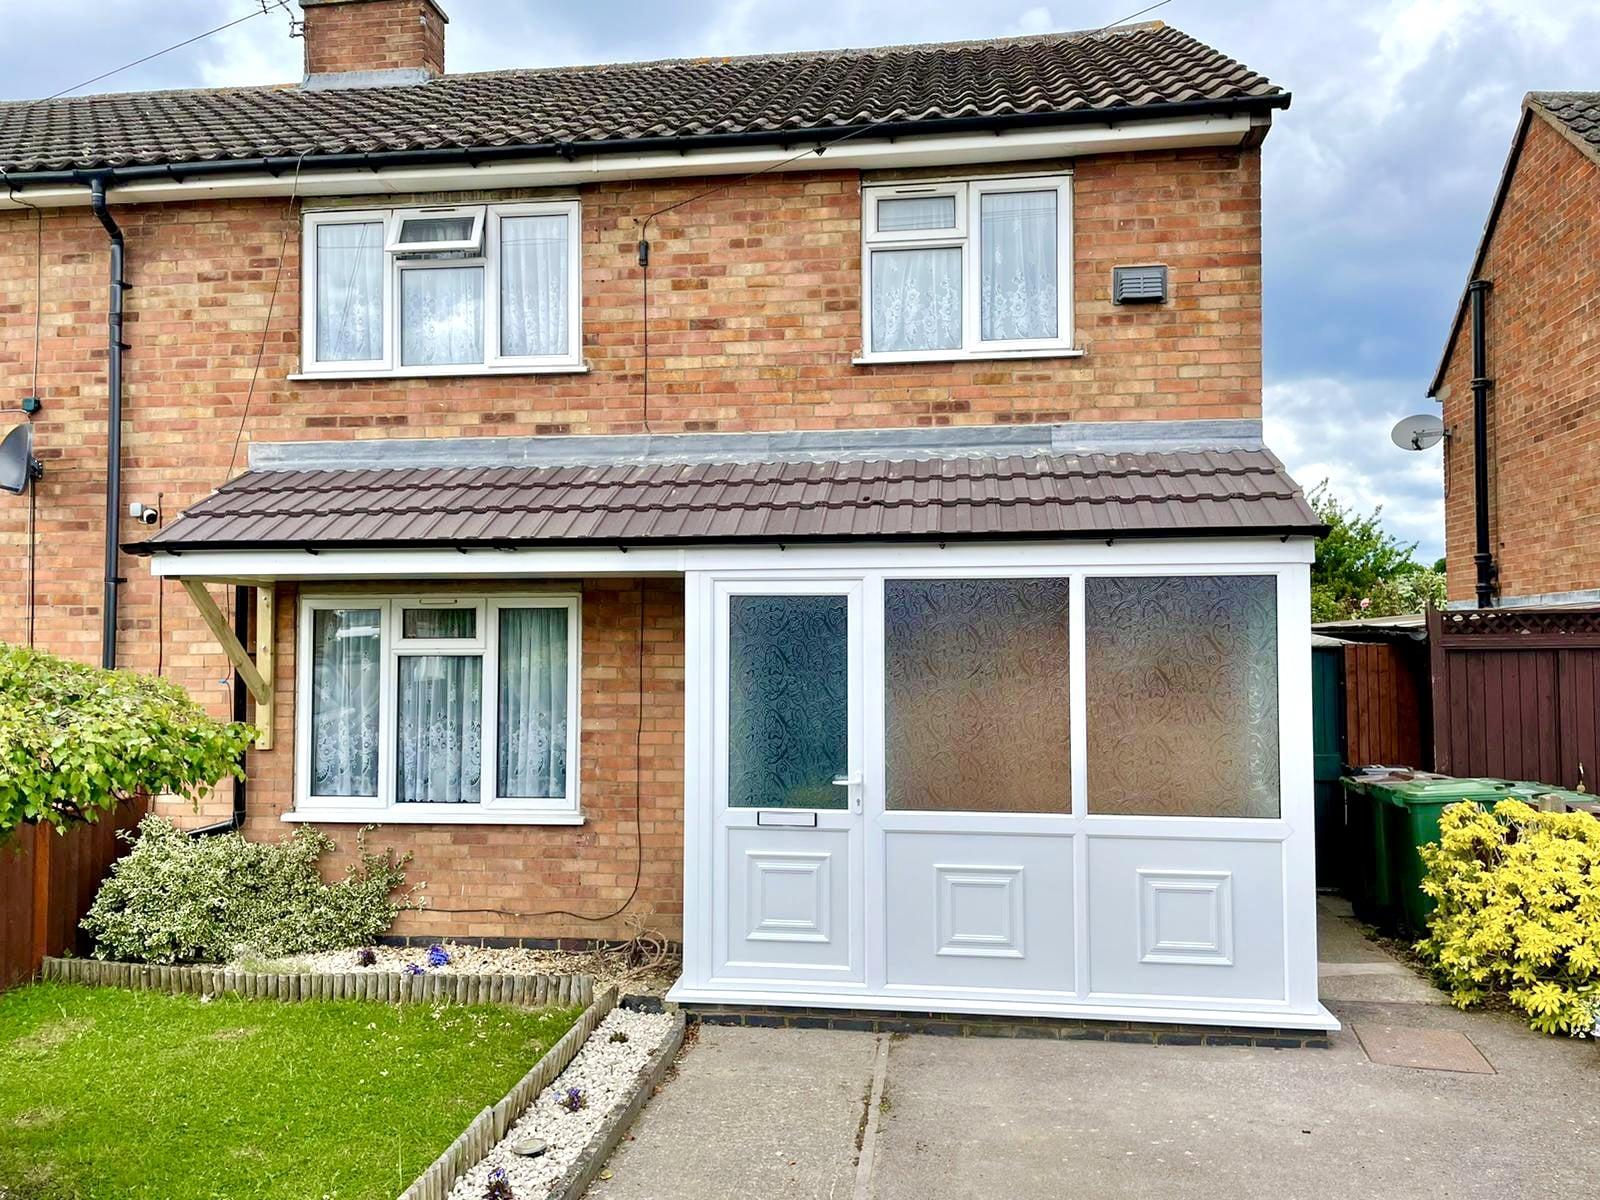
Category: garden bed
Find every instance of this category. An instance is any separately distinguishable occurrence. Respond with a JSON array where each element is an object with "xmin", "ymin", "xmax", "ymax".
[
  {"xmin": 0, "ymin": 981, "xmax": 581, "ymax": 1200},
  {"xmin": 282, "ymin": 939, "xmax": 681, "ymax": 997}
]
